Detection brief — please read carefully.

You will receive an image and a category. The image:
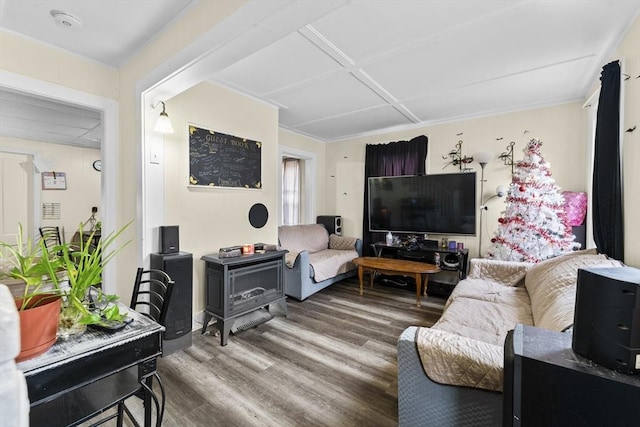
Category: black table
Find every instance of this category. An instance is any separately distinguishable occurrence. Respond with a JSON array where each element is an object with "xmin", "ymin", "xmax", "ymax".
[
  {"xmin": 504, "ymin": 324, "xmax": 640, "ymax": 425},
  {"xmin": 17, "ymin": 305, "xmax": 164, "ymax": 427}
]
